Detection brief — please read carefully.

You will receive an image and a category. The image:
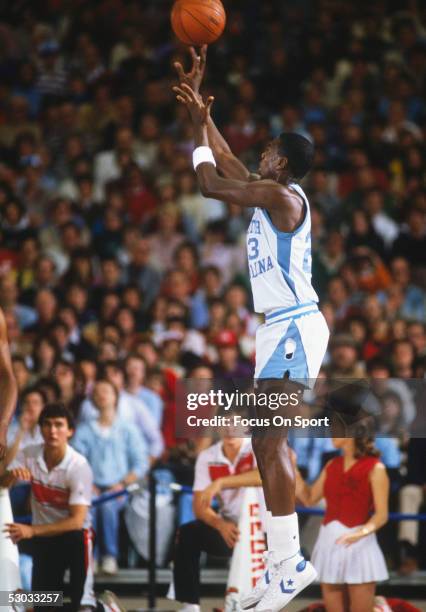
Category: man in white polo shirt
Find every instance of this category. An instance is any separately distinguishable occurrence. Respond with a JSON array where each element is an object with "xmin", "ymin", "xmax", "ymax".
[
  {"xmin": 0, "ymin": 403, "xmax": 96, "ymax": 611},
  {"xmin": 173, "ymin": 434, "xmax": 262, "ymax": 612}
]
